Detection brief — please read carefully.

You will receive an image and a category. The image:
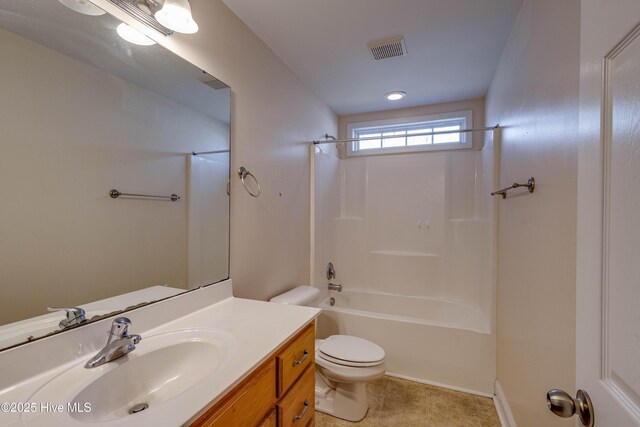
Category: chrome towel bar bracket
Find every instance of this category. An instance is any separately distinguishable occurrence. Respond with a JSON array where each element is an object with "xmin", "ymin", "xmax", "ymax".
[{"xmin": 491, "ymin": 177, "xmax": 535, "ymax": 199}]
